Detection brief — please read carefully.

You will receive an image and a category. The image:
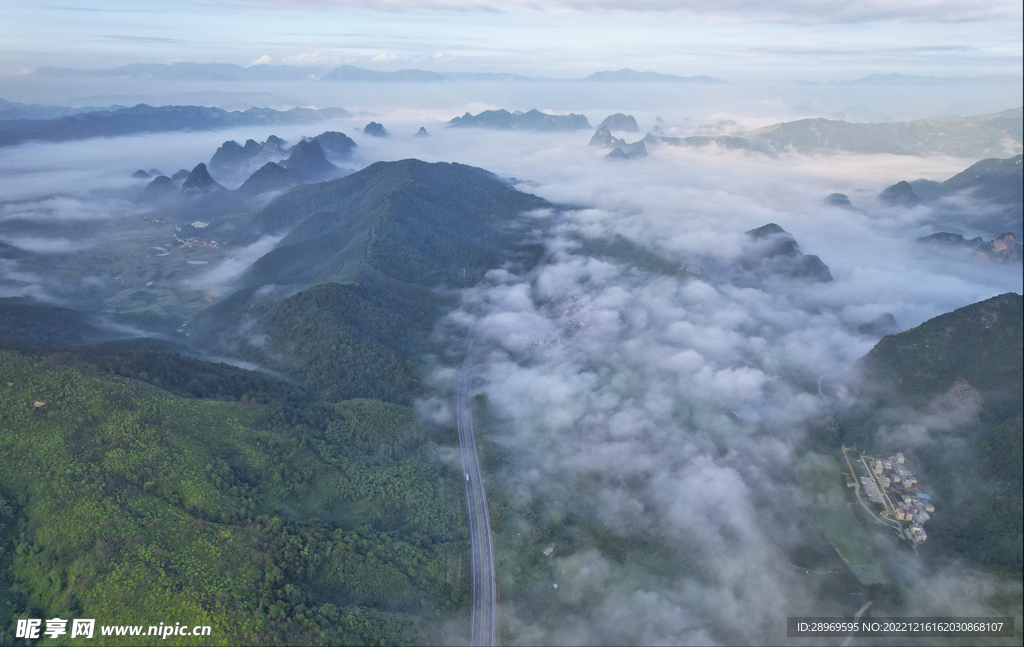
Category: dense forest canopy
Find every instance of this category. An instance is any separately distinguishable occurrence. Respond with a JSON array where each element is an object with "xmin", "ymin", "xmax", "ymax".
[
  {"xmin": 0, "ymin": 159, "xmax": 556, "ymax": 645},
  {"xmin": 842, "ymin": 293, "xmax": 1023, "ymax": 572}
]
